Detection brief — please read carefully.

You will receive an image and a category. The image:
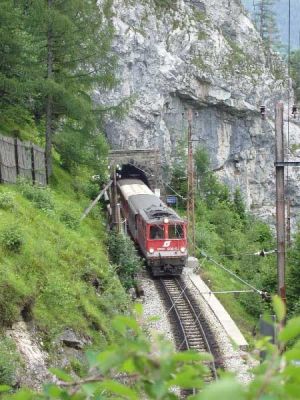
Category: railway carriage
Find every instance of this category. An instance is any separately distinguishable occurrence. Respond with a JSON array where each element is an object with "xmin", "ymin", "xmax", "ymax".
[{"xmin": 117, "ymin": 178, "xmax": 188, "ymax": 276}]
